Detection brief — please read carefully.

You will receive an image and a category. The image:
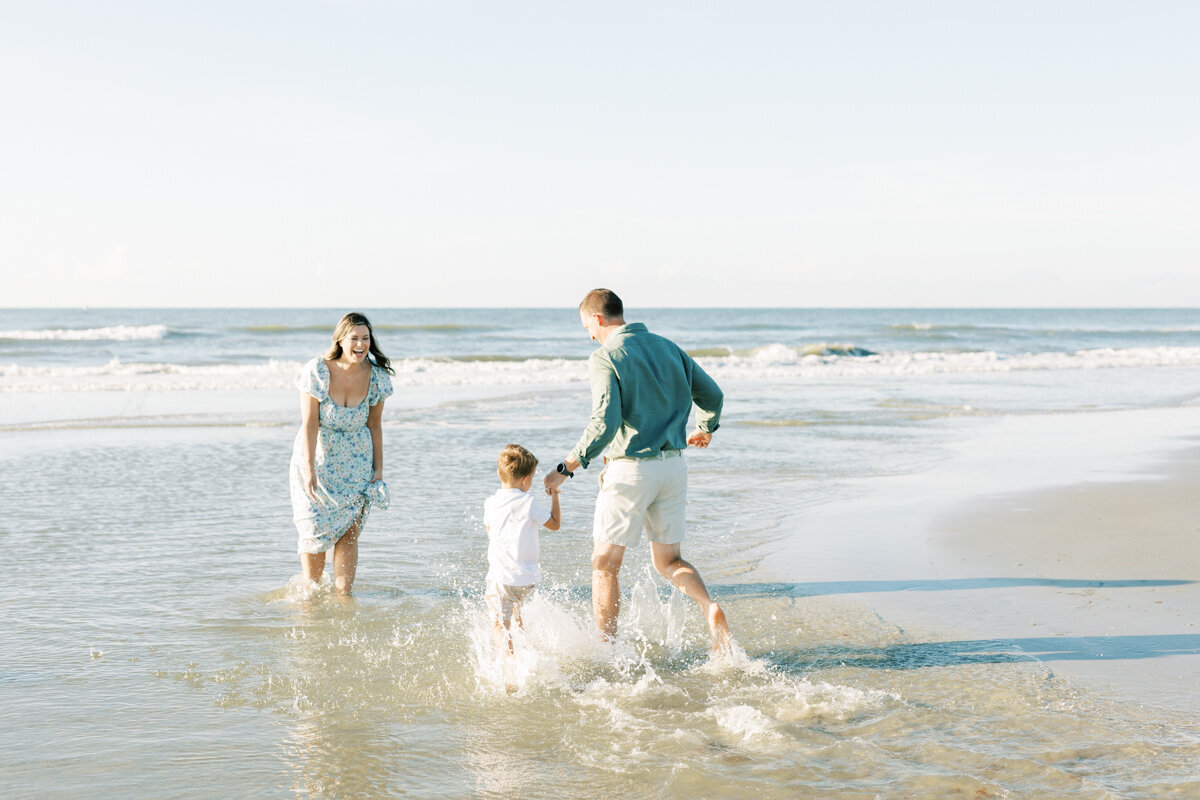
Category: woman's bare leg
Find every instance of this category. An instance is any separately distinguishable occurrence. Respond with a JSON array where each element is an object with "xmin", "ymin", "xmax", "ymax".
[
  {"xmin": 332, "ymin": 516, "xmax": 363, "ymax": 595},
  {"xmin": 300, "ymin": 551, "xmax": 326, "ymax": 583}
]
